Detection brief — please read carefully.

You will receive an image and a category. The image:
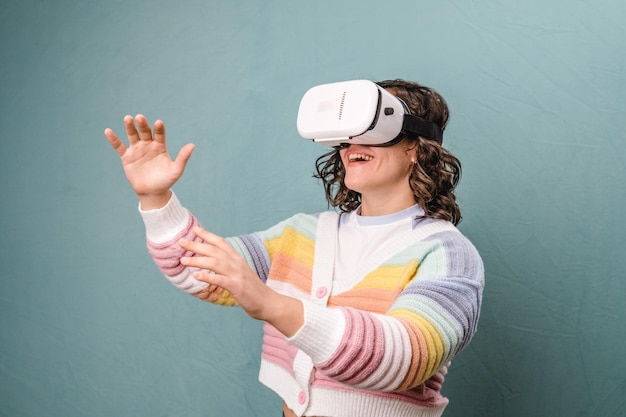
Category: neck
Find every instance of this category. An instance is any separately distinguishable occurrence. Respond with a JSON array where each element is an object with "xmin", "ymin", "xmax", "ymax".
[{"xmin": 359, "ymin": 191, "xmax": 417, "ymax": 216}]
